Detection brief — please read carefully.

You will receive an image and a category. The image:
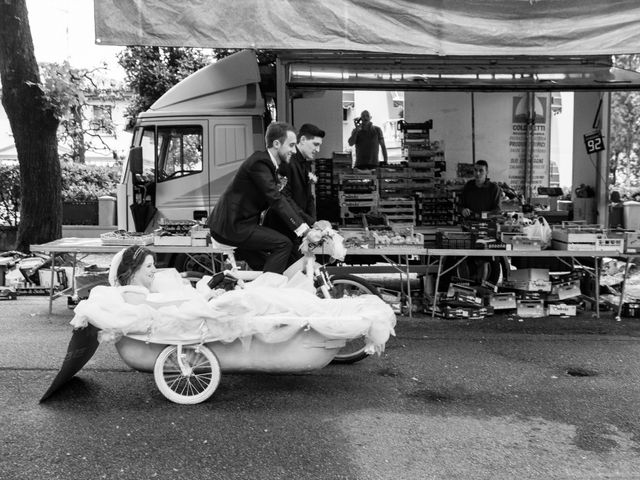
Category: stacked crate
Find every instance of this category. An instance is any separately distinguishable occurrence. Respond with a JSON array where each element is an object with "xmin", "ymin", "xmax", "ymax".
[
  {"xmin": 400, "ymin": 120, "xmax": 444, "ymax": 192},
  {"xmin": 315, "ymin": 153, "xmax": 350, "ymax": 223},
  {"xmin": 338, "ymin": 173, "xmax": 379, "ymax": 225},
  {"xmin": 397, "ymin": 120, "xmax": 458, "ymax": 226},
  {"xmin": 417, "ymin": 190, "xmax": 458, "ymax": 226},
  {"xmin": 378, "ymin": 197, "xmax": 416, "ymax": 226},
  {"xmin": 314, "ymin": 157, "xmax": 334, "ymax": 202}
]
